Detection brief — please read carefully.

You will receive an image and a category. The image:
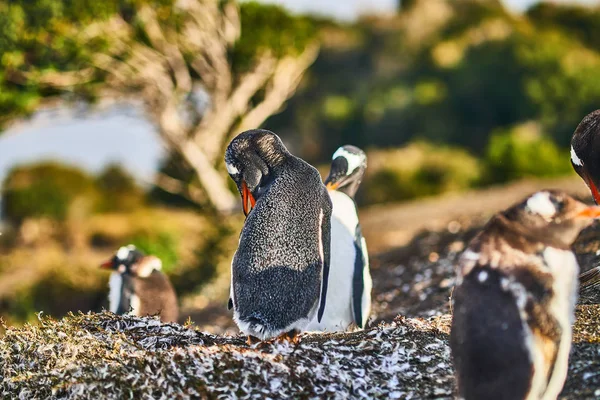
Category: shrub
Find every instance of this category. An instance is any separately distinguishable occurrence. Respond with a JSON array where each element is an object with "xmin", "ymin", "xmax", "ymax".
[
  {"xmin": 483, "ymin": 122, "xmax": 572, "ymax": 184},
  {"xmin": 95, "ymin": 163, "xmax": 145, "ymax": 212},
  {"xmin": 128, "ymin": 230, "xmax": 179, "ymax": 274},
  {"xmin": 2, "ymin": 162, "xmax": 98, "ymax": 226},
  {"xmin": 358, "ymin": 141, "xmax": 482, "ymax": 205}
]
